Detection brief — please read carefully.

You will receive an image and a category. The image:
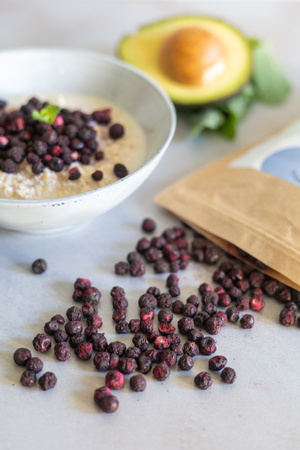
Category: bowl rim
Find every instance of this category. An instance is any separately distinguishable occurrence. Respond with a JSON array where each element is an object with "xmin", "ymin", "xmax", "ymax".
[{"xmin": 0, "ymin": 47, "xmax": 177, "ymax": 205}]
